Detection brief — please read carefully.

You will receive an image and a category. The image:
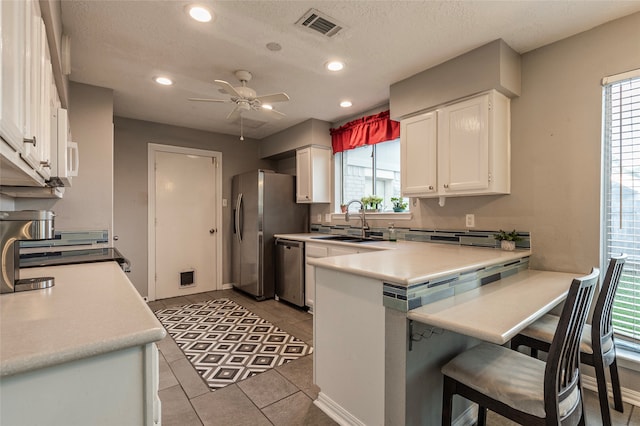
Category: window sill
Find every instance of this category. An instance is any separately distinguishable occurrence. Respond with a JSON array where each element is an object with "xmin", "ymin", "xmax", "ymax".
[
  {"xmin": 616, "ymin": 340, "xmax": 640, "ymax": 372},
  {"xmin": 331, "ymin": 212, "xmax": 413, "ymax": 221}
]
